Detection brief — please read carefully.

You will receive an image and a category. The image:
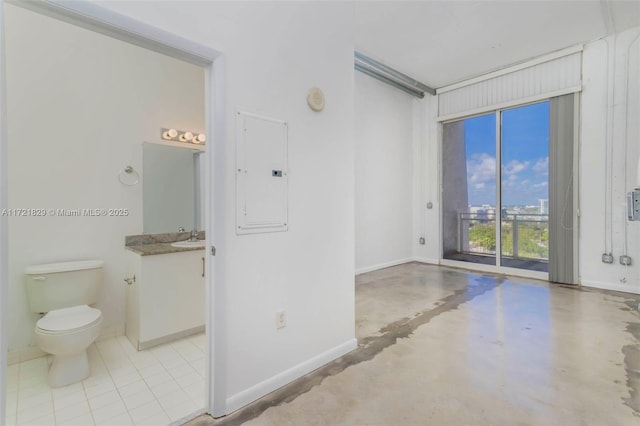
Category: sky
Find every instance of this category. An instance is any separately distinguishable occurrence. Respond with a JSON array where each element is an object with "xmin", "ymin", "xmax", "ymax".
[{"xmin": 465, "ymin": 101, "xmax": 549, "ymax": 206}]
